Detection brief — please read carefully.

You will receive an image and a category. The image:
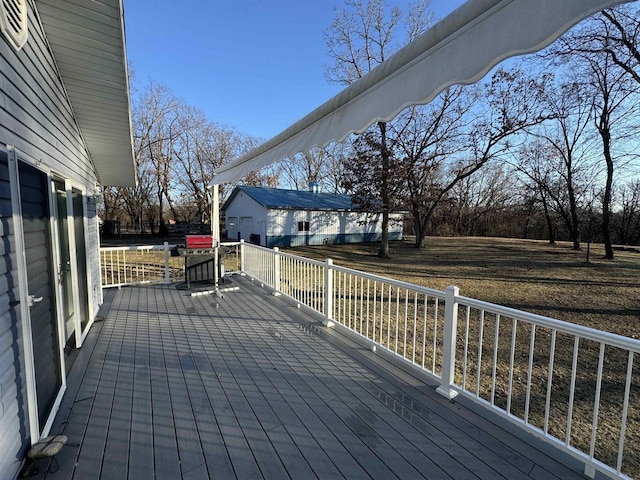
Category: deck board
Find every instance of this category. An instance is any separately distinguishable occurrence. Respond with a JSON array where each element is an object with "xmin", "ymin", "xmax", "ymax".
[{"xmin": 31, "ymin": 278, "xmax": 588, "ymax": 480}]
